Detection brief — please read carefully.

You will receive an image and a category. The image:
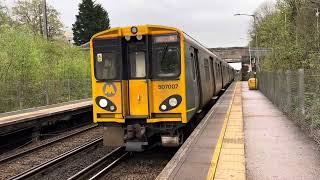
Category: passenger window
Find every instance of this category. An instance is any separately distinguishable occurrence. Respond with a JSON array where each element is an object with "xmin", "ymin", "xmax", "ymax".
[{"xmin": 130, "ymin": 51, "xmax": 146, "ymax": 78}]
